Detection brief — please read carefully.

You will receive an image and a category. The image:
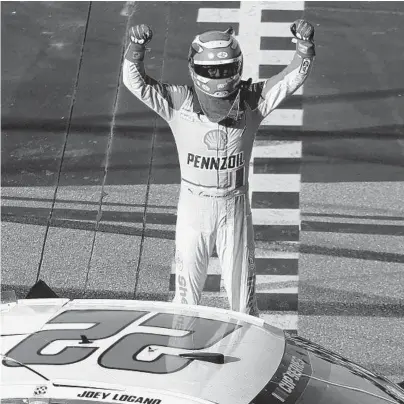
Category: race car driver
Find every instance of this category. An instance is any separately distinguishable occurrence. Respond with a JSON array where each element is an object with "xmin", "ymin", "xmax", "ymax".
[{"xmin": 122, "ymin": 20, "xmax": 315, "ymax": 316}]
